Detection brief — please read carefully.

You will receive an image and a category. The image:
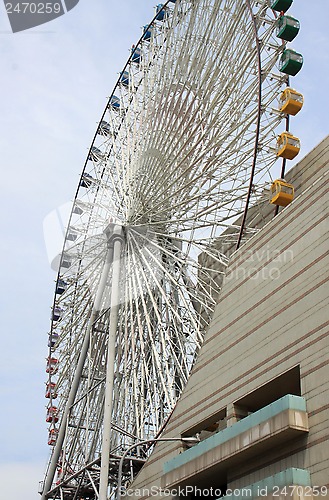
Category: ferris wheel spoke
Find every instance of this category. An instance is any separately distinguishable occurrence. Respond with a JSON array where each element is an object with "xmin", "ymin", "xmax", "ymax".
[
  {"xmin": 126, "ymin": 245, "xmax": 178, "ymax": 405},
  {"xmin": 127, "ymin": 237, "xmax": 195, "ymax": 380},
  {"xmin": 131, "ymin": 237, "xmax": 204, "ymax": 340}
]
